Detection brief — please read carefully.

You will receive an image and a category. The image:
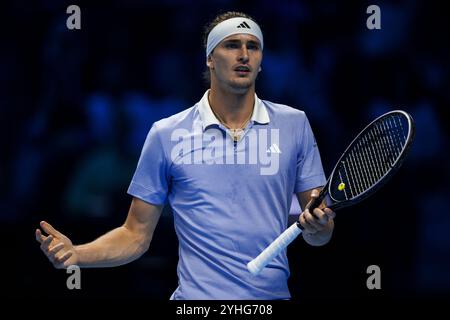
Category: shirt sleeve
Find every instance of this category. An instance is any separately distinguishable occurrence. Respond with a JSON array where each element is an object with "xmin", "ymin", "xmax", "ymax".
[
  {"xmin": 294, "ymin": 115, "xmax": 326, "ymax": 193},
  {"xmin": 127, "ymin": 123, "xmax": 170, "ymax": 205}
]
